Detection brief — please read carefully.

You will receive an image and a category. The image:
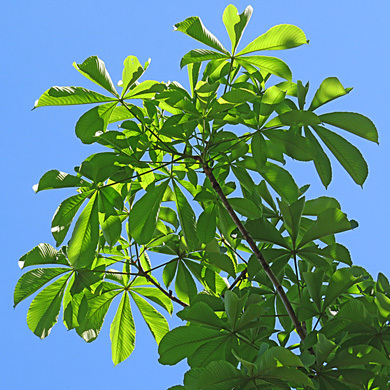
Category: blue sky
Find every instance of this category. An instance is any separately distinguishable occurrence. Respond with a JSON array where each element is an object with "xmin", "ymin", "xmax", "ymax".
[{"xmin": 2, "ymin": 1, "xmax": 390, "ymax": 389}]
